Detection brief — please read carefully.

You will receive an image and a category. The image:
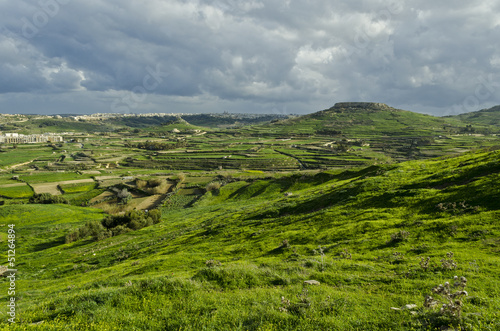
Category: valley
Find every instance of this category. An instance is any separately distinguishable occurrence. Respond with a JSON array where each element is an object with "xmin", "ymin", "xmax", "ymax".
[{"xmin": 0, "ymin": 103, "xmax": 499, "ymax": 330}]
